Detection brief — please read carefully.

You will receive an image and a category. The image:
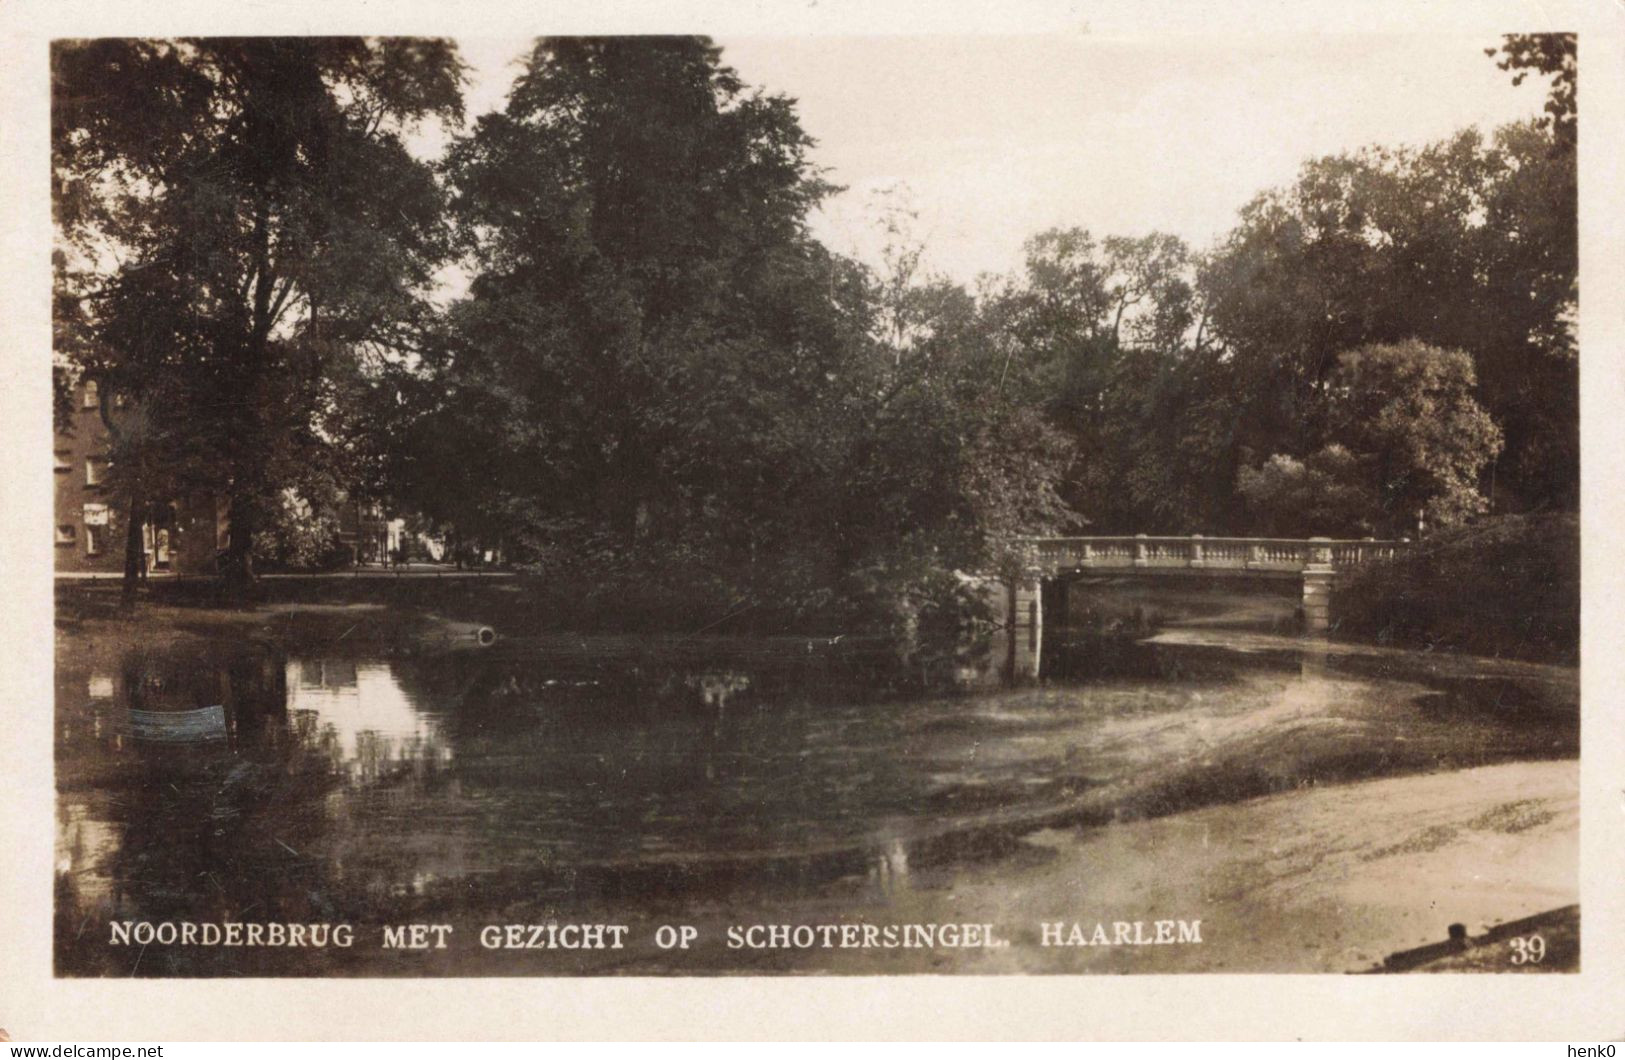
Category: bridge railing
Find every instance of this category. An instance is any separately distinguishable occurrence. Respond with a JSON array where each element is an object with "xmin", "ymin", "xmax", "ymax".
[{"xmin": 1023, "ymin": 535, "xmax": 1409, "ymax": 575}]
